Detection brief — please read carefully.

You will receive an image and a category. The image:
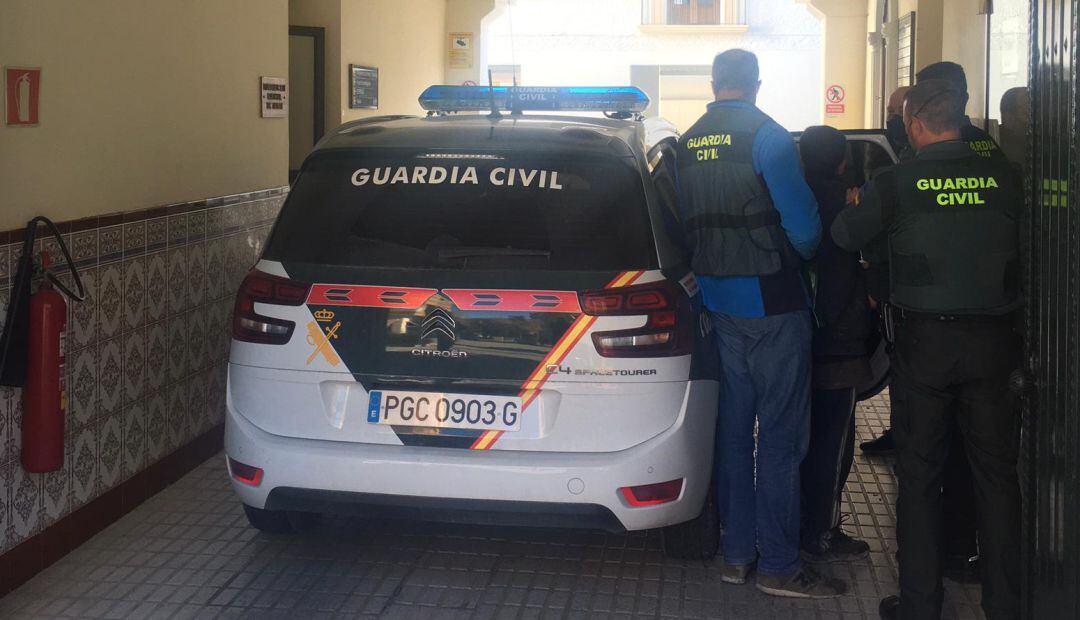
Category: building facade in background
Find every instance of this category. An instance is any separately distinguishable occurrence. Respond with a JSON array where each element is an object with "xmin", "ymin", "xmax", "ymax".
[{"xmin": 482, "ymin": 0, "xmax": 824, "ymax": 132}]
